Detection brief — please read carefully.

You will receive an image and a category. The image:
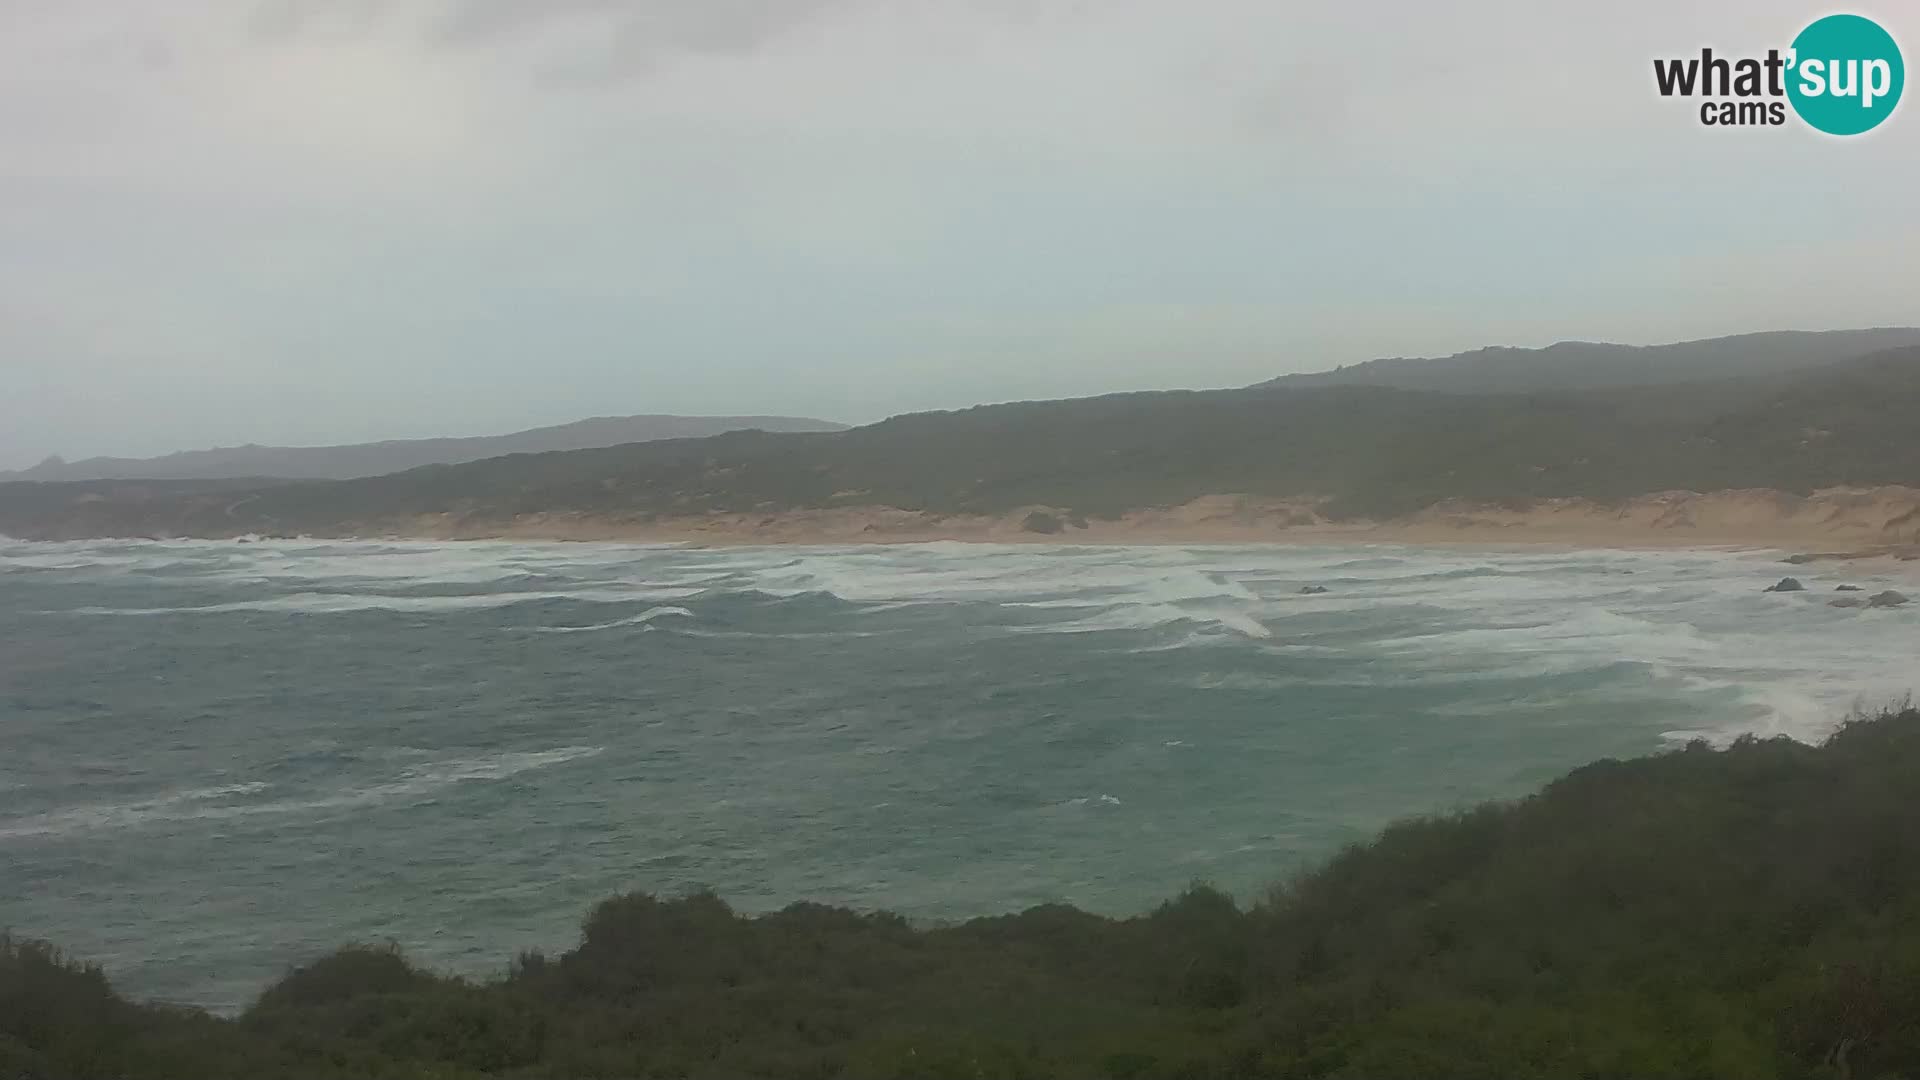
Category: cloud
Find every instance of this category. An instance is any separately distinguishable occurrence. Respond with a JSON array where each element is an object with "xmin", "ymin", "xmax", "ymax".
[
  {"xmin": 426, "ymin": 0, "xmax": 860, "ymax": 85},
  {"xmin": 0, "ymin": 0, "xmax": 1915, "ymax": 468},
  {"xmin": 431, "ymin": 0, "xmax": 631, "ymax": 44},
  {"xmin": 247, "ymin": 0, "xmax": 390, "ymax": 41}
]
